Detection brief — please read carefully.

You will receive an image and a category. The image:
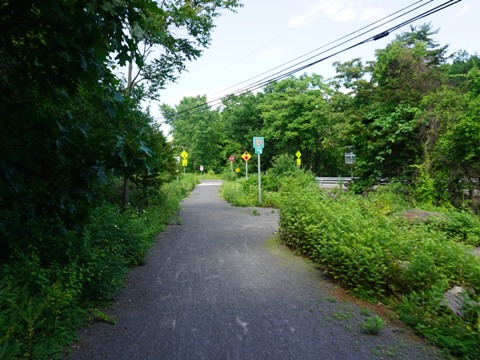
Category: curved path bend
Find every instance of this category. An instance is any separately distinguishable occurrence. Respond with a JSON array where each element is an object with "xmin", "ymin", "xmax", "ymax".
[{"xmin": 70, "ymin": 180, "xmax": 440, "ymax": 360}]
